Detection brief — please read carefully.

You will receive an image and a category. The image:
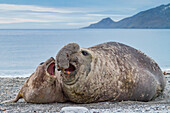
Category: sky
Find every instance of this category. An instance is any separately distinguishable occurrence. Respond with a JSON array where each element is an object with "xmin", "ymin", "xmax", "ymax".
[{"xmin": 0, "ymin": 0, "xmax": 169, "ymax": 29}]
